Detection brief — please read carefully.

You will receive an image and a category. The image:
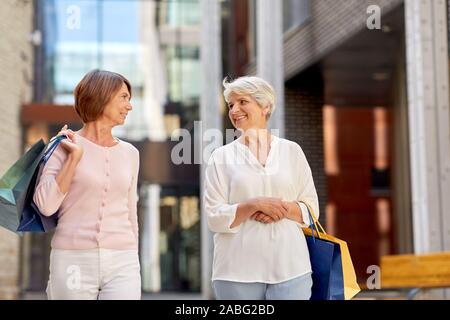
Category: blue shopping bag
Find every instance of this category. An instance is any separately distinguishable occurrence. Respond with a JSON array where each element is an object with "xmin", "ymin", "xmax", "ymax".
[
  {"xmin": 17, "ymin": 135, "xmax": 67, "ymax": 232},
  {"xmin": 0, "ymin": 135, "xmax": 66, "ymax": 234},
  {"xmin": 303, "ymin": 208, "xmax": 345, "ymax": 300}
]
